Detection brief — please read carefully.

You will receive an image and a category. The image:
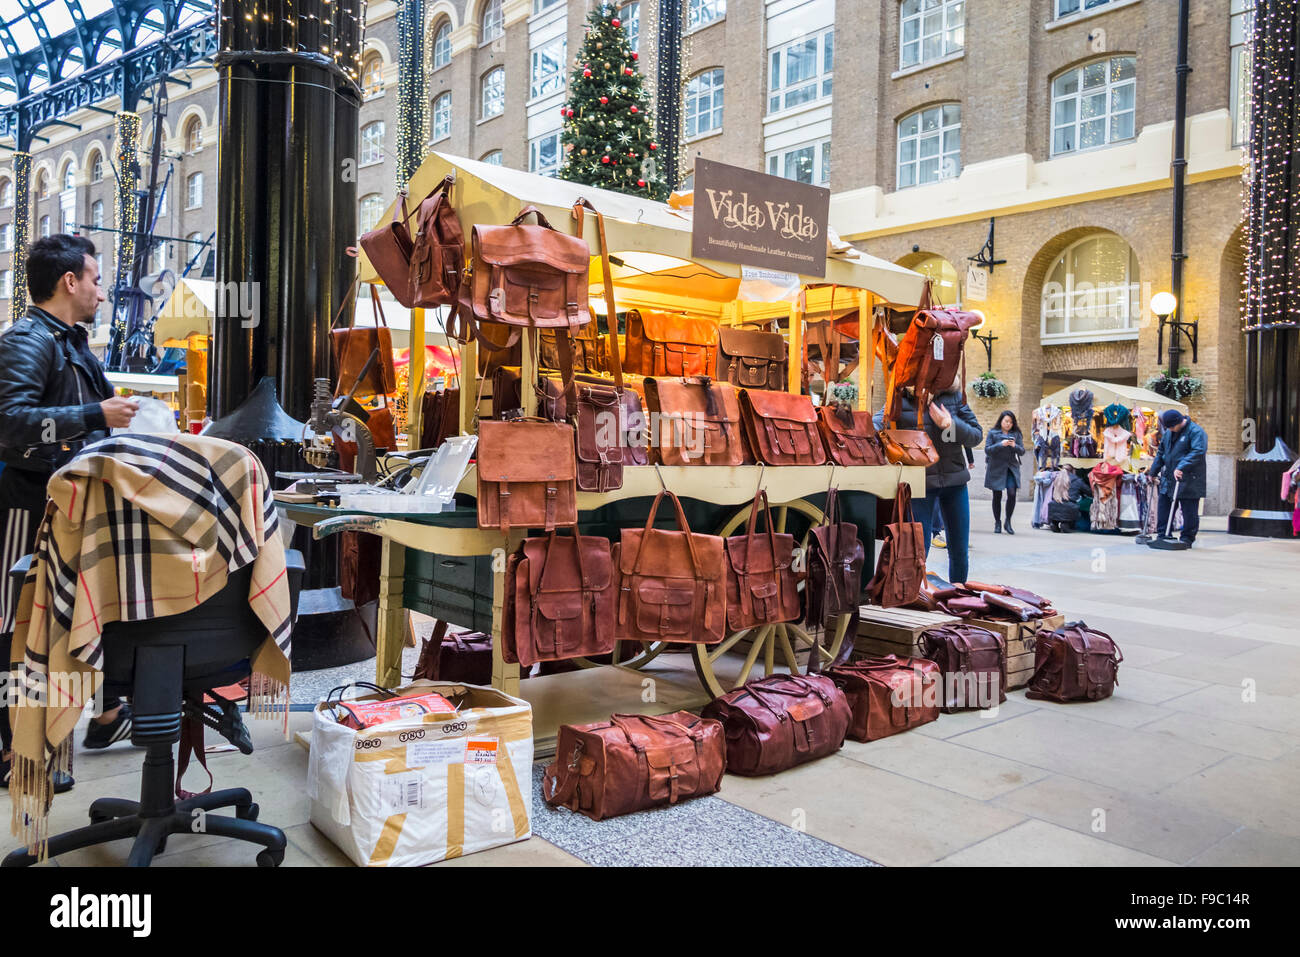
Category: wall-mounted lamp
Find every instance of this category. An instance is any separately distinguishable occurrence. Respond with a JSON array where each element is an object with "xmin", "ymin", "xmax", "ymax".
[
  {"xmin": 969, "ymin": 309, "xmax": 997, "ymax": 371},
  {"xmin": 1152, "ymin": 291, "xmax": 1198, "ymax": 375}
]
